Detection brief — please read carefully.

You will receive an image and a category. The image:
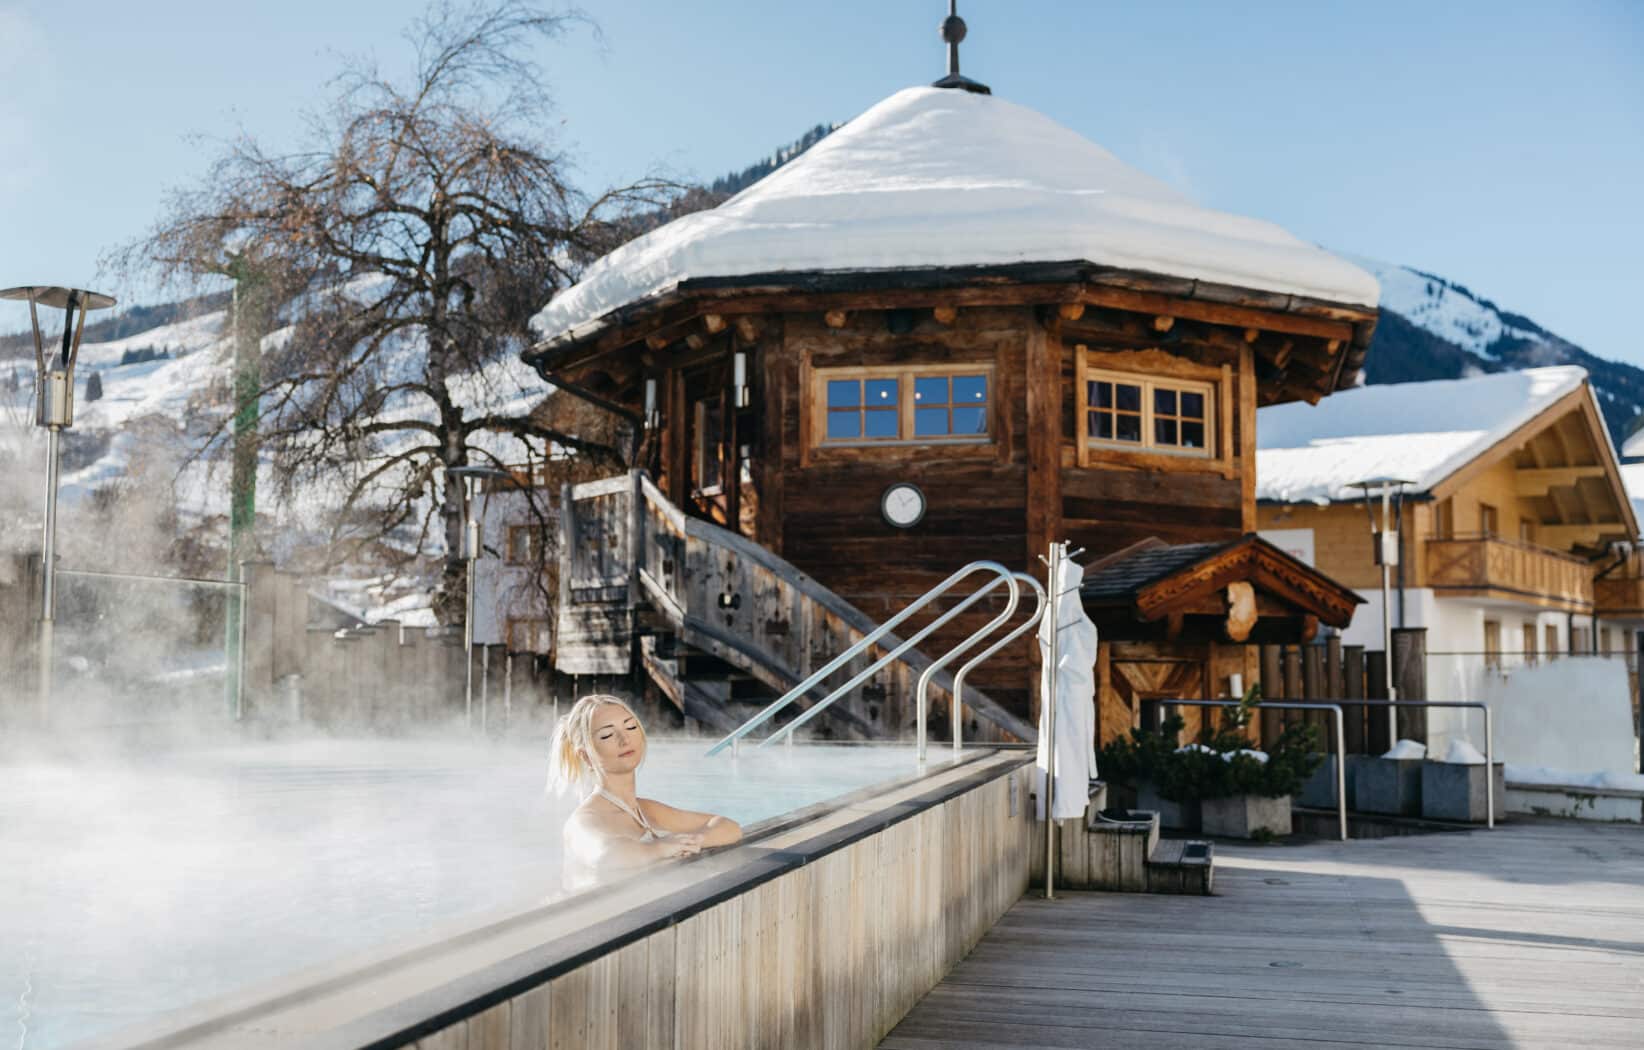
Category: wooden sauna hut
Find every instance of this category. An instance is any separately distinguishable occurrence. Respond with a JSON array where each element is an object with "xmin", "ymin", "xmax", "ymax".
[{"xmin": 522, "ymin": 71, "xmax": 1376, "ymax": 747}]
